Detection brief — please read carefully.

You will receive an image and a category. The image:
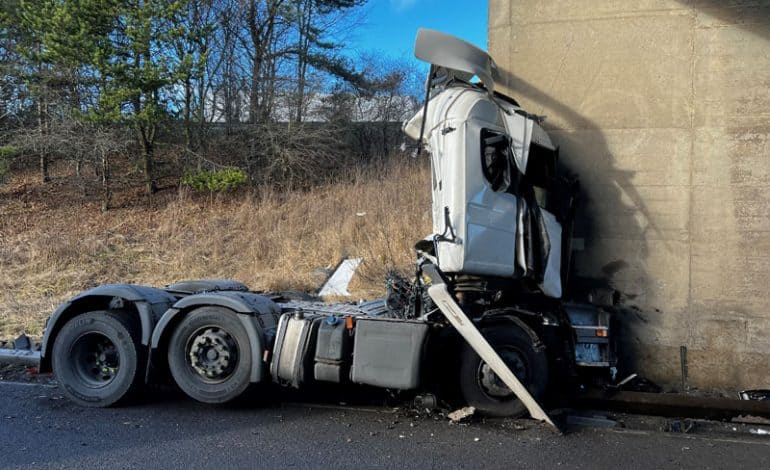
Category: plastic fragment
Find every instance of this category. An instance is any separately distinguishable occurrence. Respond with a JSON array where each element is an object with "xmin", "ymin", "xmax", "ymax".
[{"xmin": 448, "ymin": 406, "xmax": 475, "ymax": 423}]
